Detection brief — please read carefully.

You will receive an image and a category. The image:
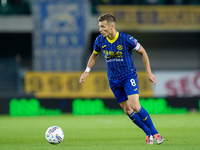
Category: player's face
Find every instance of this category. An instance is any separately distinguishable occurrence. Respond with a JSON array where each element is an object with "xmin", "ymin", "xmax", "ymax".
[{"xmin": 98, "ymin": 20, "xmax": 113, "ymax": 37}]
